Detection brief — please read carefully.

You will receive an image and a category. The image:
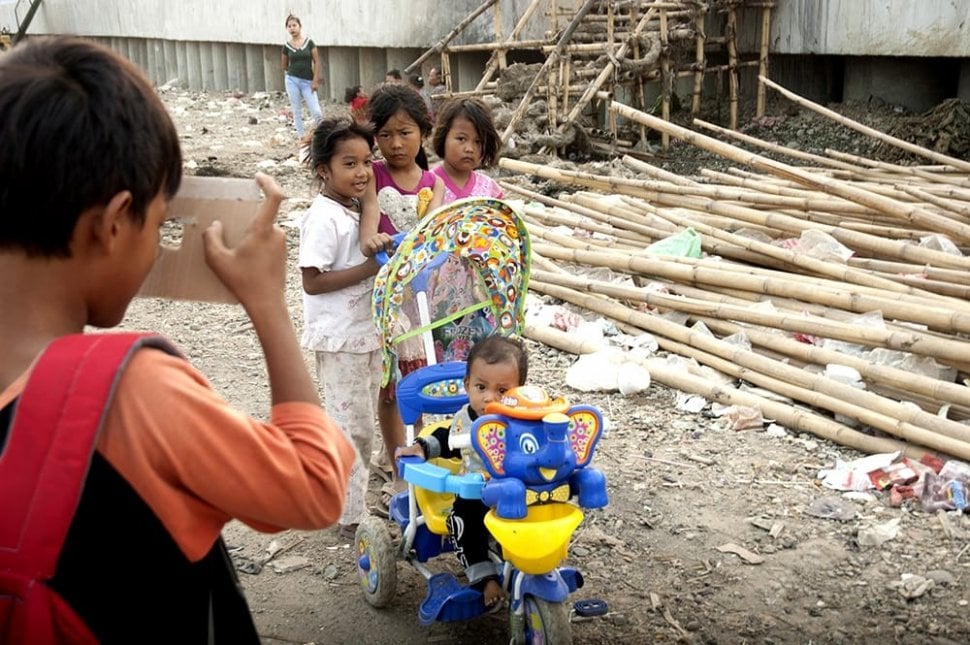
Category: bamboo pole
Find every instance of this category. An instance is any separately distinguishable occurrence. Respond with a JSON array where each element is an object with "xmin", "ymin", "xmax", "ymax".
[
  {"xmin": 500, "ymin": 0, "xmax": 598, "ymax": 144},
  {"xmin": 610, "ymin": 101, "xmax": 970, "ymax": 245},
  {"xmin": 404, "ymin": 0, "xmax": 499, "ymax": 74},
  {"xmin": 691, "ymin": 2, "xmax": 706, "ymax": 115},
  {"xmin": 726, "ymin": 4, "xmax": 739, "ymax": 130},
  {"xmin": 761, "ymin": 76, "xmax": 970, "ymax": 173},
  {"xmin": 659, "ymin": 7, "xmax": 671, "ymax": 149},
  {"xmin": 493, "ymin": 0, "xmax": 507, "ymax": 70},
  {"xmin": 755, "ymin": 4, "xmax": 771, "ymax": 118}
]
